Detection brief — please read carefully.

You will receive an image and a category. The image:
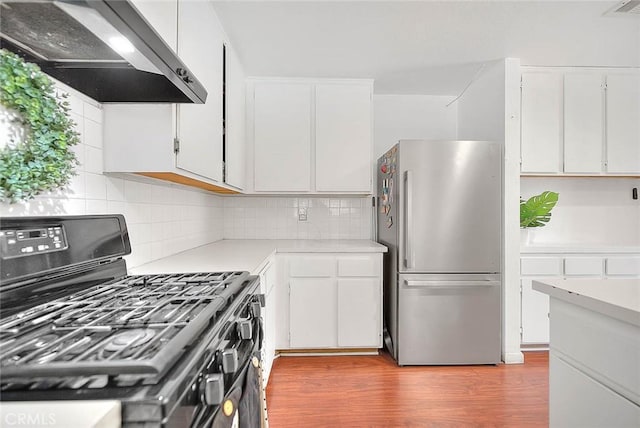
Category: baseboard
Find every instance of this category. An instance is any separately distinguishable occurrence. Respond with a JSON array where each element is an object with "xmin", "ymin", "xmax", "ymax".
[
  {"xmin": 277, "ymin": 348, "xmax": 379, "ymax": 357},
  {"xmin": 521, "ymin": 343, "xmax": 550, "ymax": 352},
  {"xmin": 502, "ymin": 350, "xmax": 525, "ymax": 364}
]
